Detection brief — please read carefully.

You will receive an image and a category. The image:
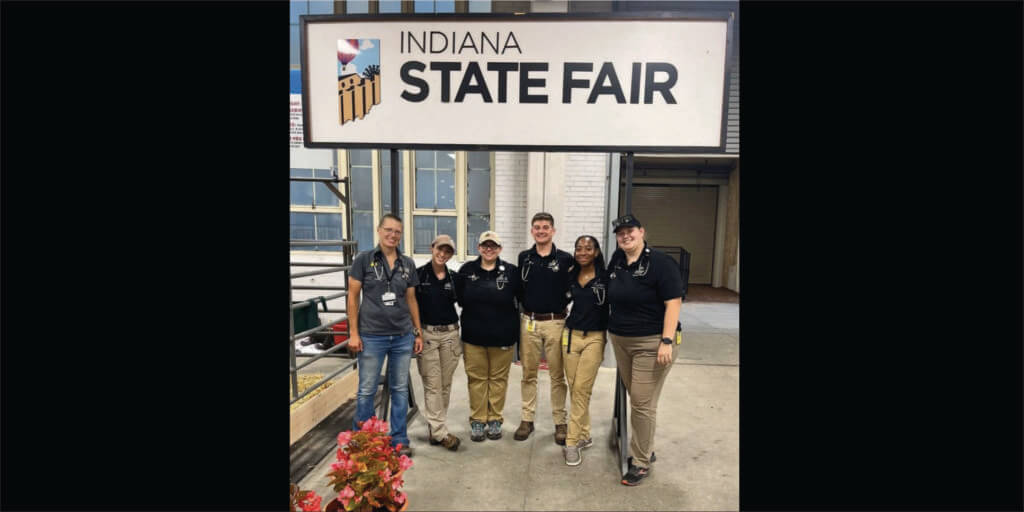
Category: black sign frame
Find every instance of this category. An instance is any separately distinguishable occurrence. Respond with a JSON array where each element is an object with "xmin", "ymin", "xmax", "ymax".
[{"xmin": 300, "ymin": 11, "xmax": 736, "ymax": 154}]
